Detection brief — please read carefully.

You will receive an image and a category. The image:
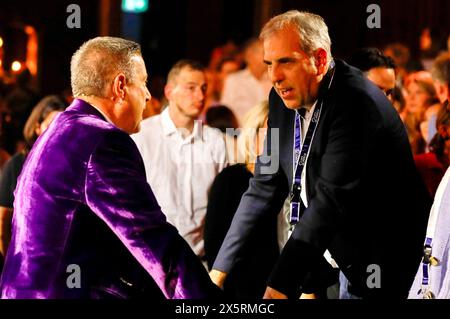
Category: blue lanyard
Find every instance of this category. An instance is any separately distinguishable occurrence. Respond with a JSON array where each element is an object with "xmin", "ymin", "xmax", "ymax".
[
  {"xmin": 420, "ymin": 237, "xmax": 435, "ymax": 298},
  {"xmin": 289, "ymin": 103, "xmax": 323, "ymax": 224},
  {"xmin": 289, "ymin": 61, "xmax": 335, "ymax": 225},
  {"xmin": 293, "ymin": 109, "xmax": 303, "ymax": 183}
]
